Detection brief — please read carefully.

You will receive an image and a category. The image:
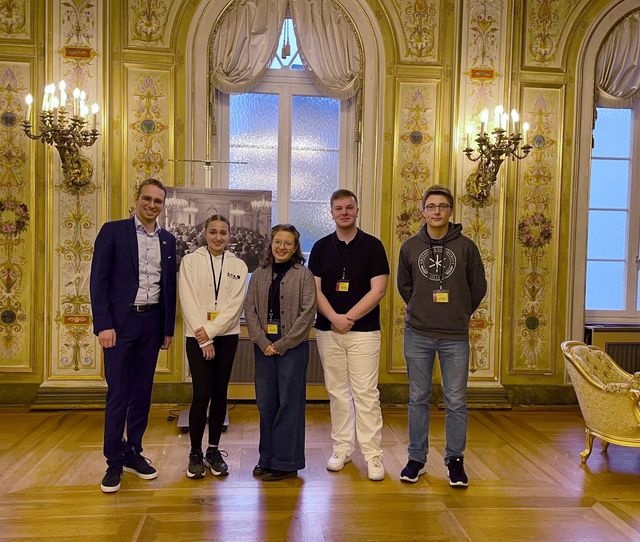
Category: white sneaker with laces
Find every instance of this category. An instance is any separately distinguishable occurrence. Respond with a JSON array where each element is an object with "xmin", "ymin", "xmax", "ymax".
[
  {"xmin": 367, "ymin": 456, "xmax": 385, "ymax": 481},
  {"xmin": 326, "ymin": 453, "xmax": 351, "ymax": 472}
]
